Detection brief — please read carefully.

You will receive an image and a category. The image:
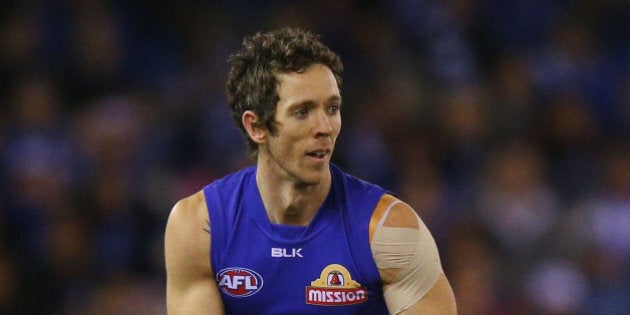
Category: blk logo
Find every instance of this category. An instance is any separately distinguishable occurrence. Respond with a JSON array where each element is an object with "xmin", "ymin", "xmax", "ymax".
[
  {"xmin": 216, "ymin": 268, "xmax": 263, "ymax": 297},
  {"xmin": 271, "ymin": 247, "xmax": 303, "ymax": 258}
]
